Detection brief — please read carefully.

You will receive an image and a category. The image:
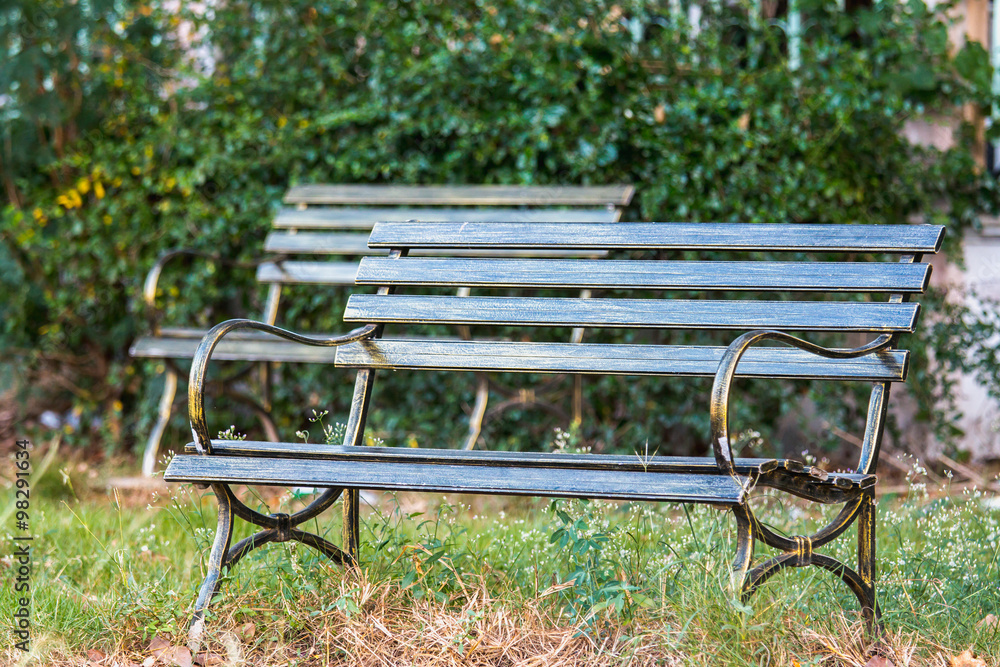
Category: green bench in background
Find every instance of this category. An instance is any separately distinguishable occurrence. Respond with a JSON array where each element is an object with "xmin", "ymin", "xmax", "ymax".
[{"xmin": 131, "ymin": 184, "xmax": 634, "ymax": 476}]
